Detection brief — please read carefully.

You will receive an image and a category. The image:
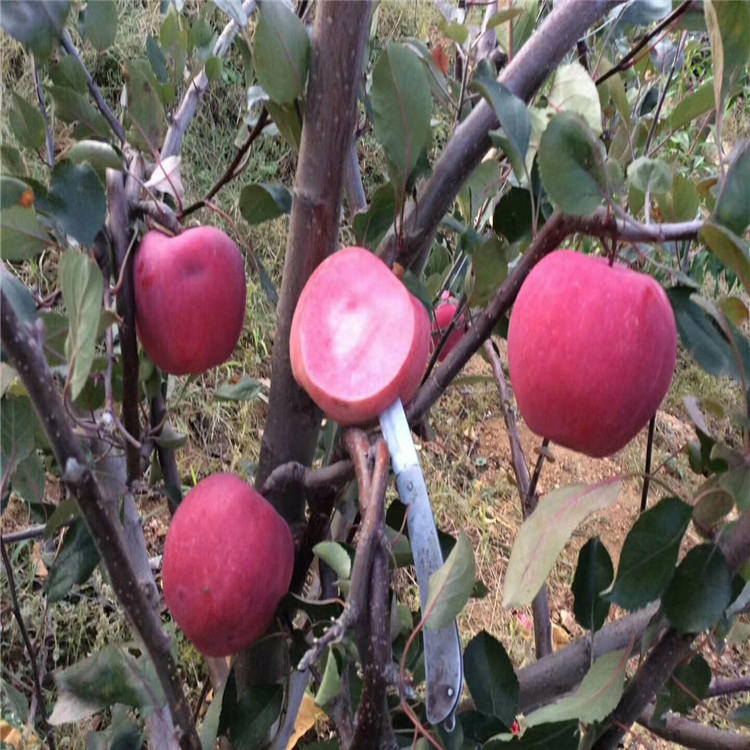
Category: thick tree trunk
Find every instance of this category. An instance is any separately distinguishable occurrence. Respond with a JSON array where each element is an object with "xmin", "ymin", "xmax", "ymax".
[{"xmin": 255, "ymin": 1, "xmax": 372, "ymax": 524}]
